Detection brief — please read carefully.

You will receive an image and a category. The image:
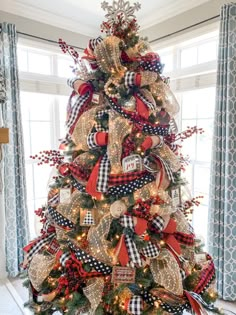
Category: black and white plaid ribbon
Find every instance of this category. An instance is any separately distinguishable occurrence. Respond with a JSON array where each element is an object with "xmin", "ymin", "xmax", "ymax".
[
  {"xmin": 128, "ymin": 295, "xmax": 143, "ymax": 315},
  {"xmin": 151, "ymin": 215, "xmax": 165, "ymax": 231},
  {"xmin": 141, "ymin": 242, "xmax": 160, "ymax": 258},
  {"xmin": 67, "ymin": 77, "xmax": 79, "ymax": 89},
  {"xmin": 66, "ymin": 91, "xmax": 90, "ymax": 131},
  {"xmin": 137, "ymin": 92, "xmax": 156, "ymax": 111},
  {"xmin": 189, "ymin": 292, "xmax": 216, "ymax": 311},
  {"xmin": 124, "ymin": 71, "xmax": 136, "ymax": 88},
  {"xmin": 120, "ymin": 215, "xmax": 143, "ymax": 267},
  {"xmin": 25, "ymin": 233, "xmax": 56, "ymax": 264},
  {"xmin": 89, "ymin": 36, "xmax": 103, "ymax": 51},
  {"xmin": 96, "ymin": 153, "xmax": 110, "ymax": 193},
  {"xmin": 68, "ymin": 241, "xmax": 112, "ymax": 275},
  {"xmin": 87, "ymin": 132, "xmax": 99, "ymax": 149},
  {"xmin": 59, "ymin": 251, "xmax": 71, "ymax": 267},
  {"xmin": 158, "ymin": 156, "xmax": 175, "ymax": 183}
]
